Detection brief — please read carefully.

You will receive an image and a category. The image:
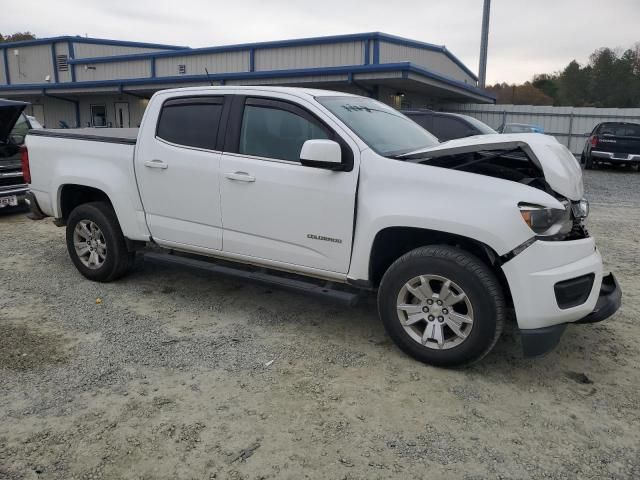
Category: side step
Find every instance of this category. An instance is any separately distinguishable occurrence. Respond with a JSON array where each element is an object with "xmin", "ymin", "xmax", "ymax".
[{"xmin": 143, "ymin": 251, "xmax": 362, "ymax": 306}]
